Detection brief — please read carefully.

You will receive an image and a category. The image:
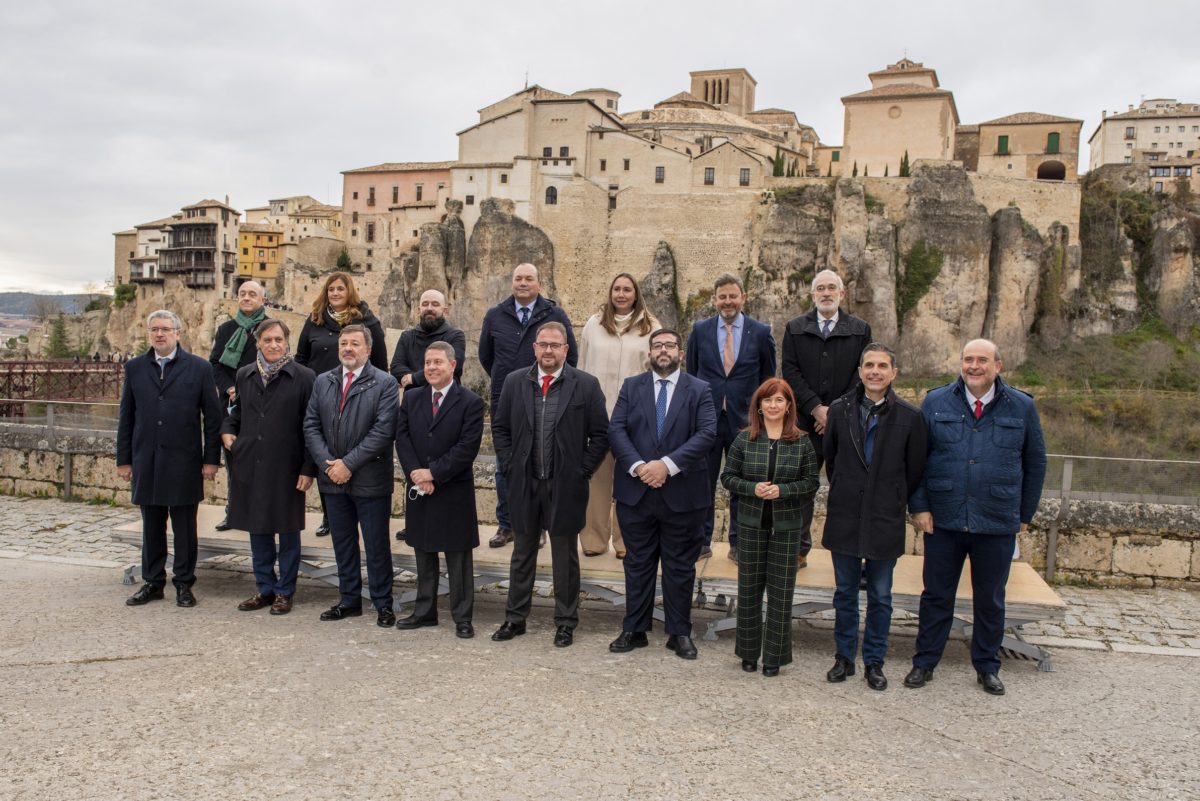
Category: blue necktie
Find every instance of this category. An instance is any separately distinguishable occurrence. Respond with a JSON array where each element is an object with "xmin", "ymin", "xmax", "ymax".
[
  {"xmin": 156, "ymin": 357, "xmax": 169, "ymax": 379},
  {"xmin": 519, "ymin": 306, "xmax": 530, "ymax": 327},
  {"xmin": 821, "ymin": 318, "xmax": 832, "ymax": 339},
  {"xmin": 655, "ymin": 379, "xmax": 669, "ymax": 438}
]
